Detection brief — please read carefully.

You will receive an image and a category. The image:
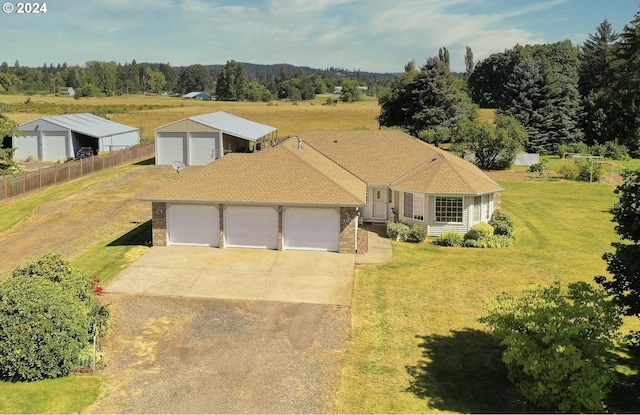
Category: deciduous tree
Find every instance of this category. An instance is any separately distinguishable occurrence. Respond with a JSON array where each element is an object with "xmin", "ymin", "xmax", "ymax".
[
  {"xmin": 596, "ymin": 169, "xmax": 640, "ymax": 344},
  {"xmin": 479, "ymin": 281, "xmax": 622, "ymax": 413},
  {"xmin": 451, "ymin": 114, "xmax": 527, "ymax": 170}
]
